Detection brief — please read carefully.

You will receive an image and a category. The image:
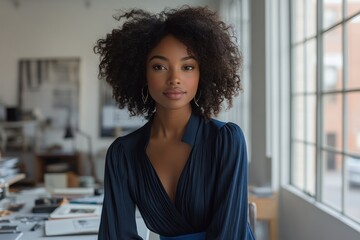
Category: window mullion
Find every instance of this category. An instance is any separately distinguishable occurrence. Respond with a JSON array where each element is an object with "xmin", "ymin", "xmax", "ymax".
[
  {"xmin": 304, "ymin": 0, "xmax": 308, "ymax": 193},
  {"xmin": 341, "ymin": 0, "xmax": 347, "ymax": 215},
  {"xmin": 315, "ymin": 0, "xmax": 323, "ymax": 203},
  {"xmin": 289, "ymin": 0, "xmax": 294, "ymax": 186}
]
